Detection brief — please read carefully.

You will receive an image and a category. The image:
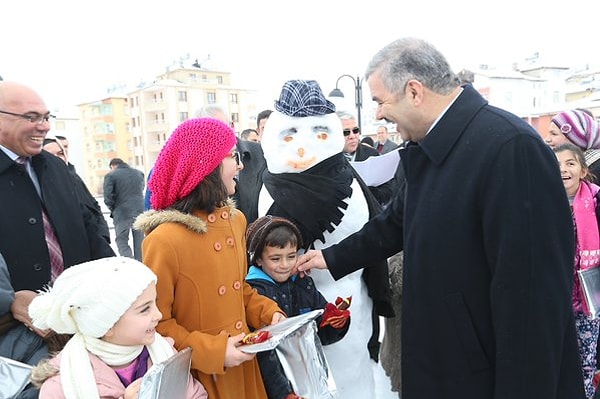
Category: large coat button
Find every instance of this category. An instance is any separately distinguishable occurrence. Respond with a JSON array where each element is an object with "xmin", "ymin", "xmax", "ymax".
[
  {"xmin": 233, "ymin": 281, "xmax": 242, "ymax": 290},
  {"xmin": 214, "ymin": 242, "xmax": 222, "ymax": 251},
  {"xmin": 235, "ymin": 321, "xmax": 243, "ymax": 330},
  {"xmin": 207, "ymin": 214, "xmax": 216, "ymax": 223},
  {"xmin": 221, "ymin": 211, "xmax": 229, "ymax": 220},
  {"xmin": 226, "ymin": 237, "xmax": 234, "ymax": 247},
  {"xmin": 33, "ymin": 263, "xmax": 43, "ymax": 271},
  {"xmin": 218, "ymin": 285, "xmax": 226, "ymax": 296},
  {"xmin": 28, "ymin": 218, "xmax": 37, "ymax": 224}
]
